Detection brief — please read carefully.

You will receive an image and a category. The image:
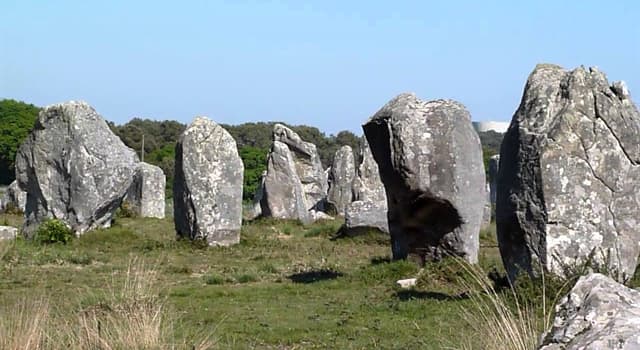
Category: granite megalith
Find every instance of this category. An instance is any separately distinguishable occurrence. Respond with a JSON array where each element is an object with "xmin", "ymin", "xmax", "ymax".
[
  {"xmin": 173, "ymin": 117, "xmax": 243, "ymax": 246},
  {"xmin": 124, "ymin": 162, "xmax": 166, "ymax": 218},
  {"xmin": 496, "ymin": 64, "xmax": 640, "ymax": 282},
  {"xmin": 15, "ymin": 101, "xmax": 139, "ymax": 236},
  {"xmin": 363, "ymin": 93, "xmax": 485, "ymax": 263},
  {"xmin": 326, "ymin": 145, "xmax": 355, "ymax": 215}
]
